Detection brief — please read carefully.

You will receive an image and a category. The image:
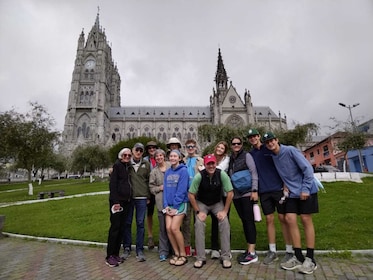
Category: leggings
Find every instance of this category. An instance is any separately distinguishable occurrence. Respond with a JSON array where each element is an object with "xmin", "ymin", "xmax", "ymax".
[{"xmin": 233, "ymin": 196, "xmax": 256, "ymax": 245}]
